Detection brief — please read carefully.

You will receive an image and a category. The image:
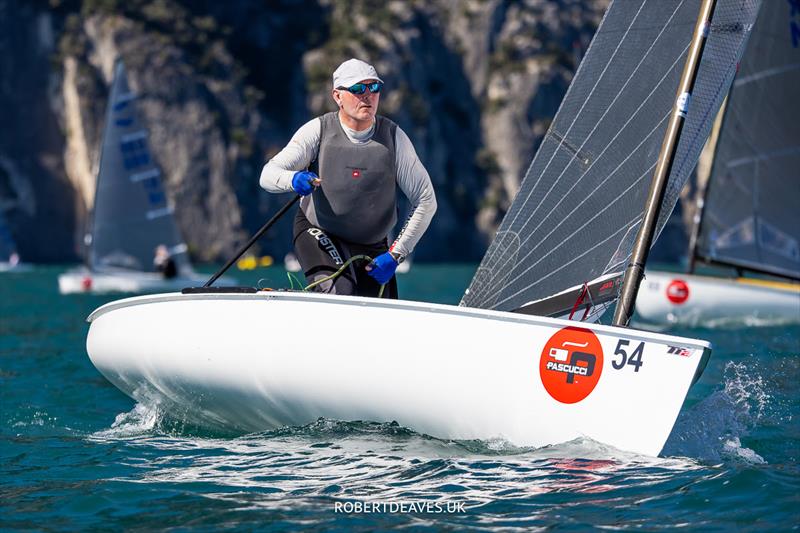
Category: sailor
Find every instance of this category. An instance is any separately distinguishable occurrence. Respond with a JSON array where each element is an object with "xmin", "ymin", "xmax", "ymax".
[
  {"xmin": 153, "ymin": 244, "xmax": 177, "ymax": 279},
  {"xmin": 259, "ymin": 58, "xmax": 437, "ymax": 298}
]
